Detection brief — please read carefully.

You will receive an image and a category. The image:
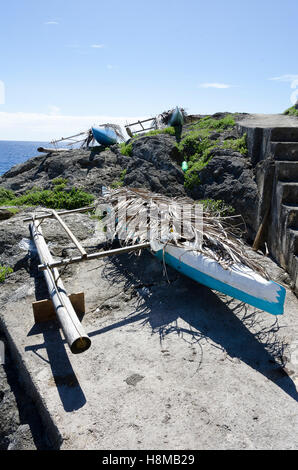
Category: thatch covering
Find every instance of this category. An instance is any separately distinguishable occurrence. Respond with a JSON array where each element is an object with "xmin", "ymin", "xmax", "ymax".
[{"xmin": 96, "ymin": 187, "xmax": 269, "ymax": 279}]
